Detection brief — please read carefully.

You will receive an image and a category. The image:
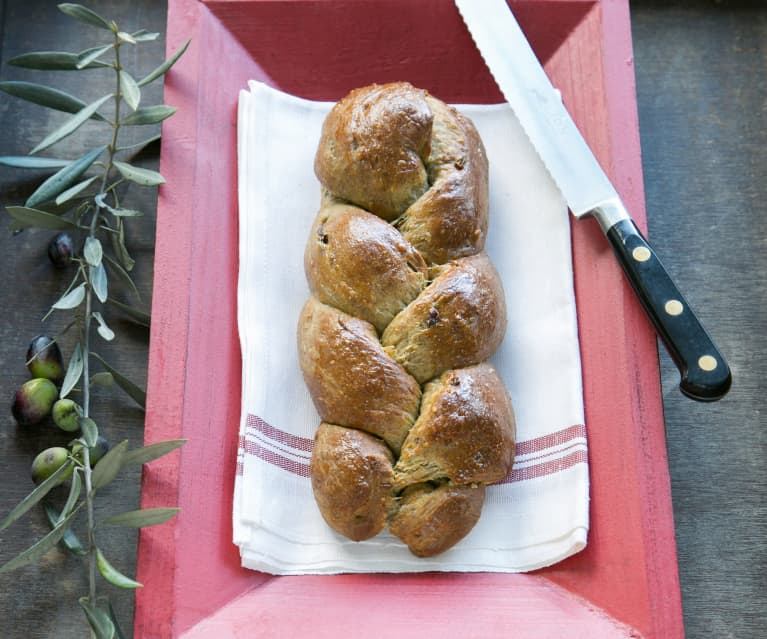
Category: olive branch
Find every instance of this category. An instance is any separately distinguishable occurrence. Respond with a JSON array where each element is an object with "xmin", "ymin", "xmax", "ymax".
[{"xmin": 0, "ymin": 4, "xmax": 188, "ymax": 637}]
